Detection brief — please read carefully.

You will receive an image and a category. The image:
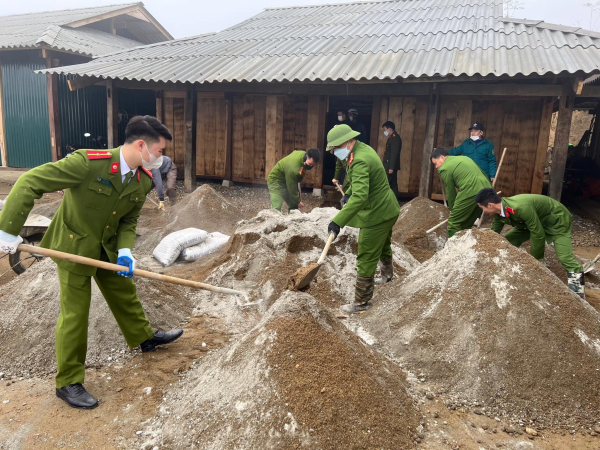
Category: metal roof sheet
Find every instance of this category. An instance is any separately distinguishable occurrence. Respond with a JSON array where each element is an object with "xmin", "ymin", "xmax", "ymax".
[
  {"xmin": 0, "ymin": 3, "xmax": 167, "ymax": 56},
  {"xmin": 43, "ymin": 0, "xmax": 600, "ymax": 83}
]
